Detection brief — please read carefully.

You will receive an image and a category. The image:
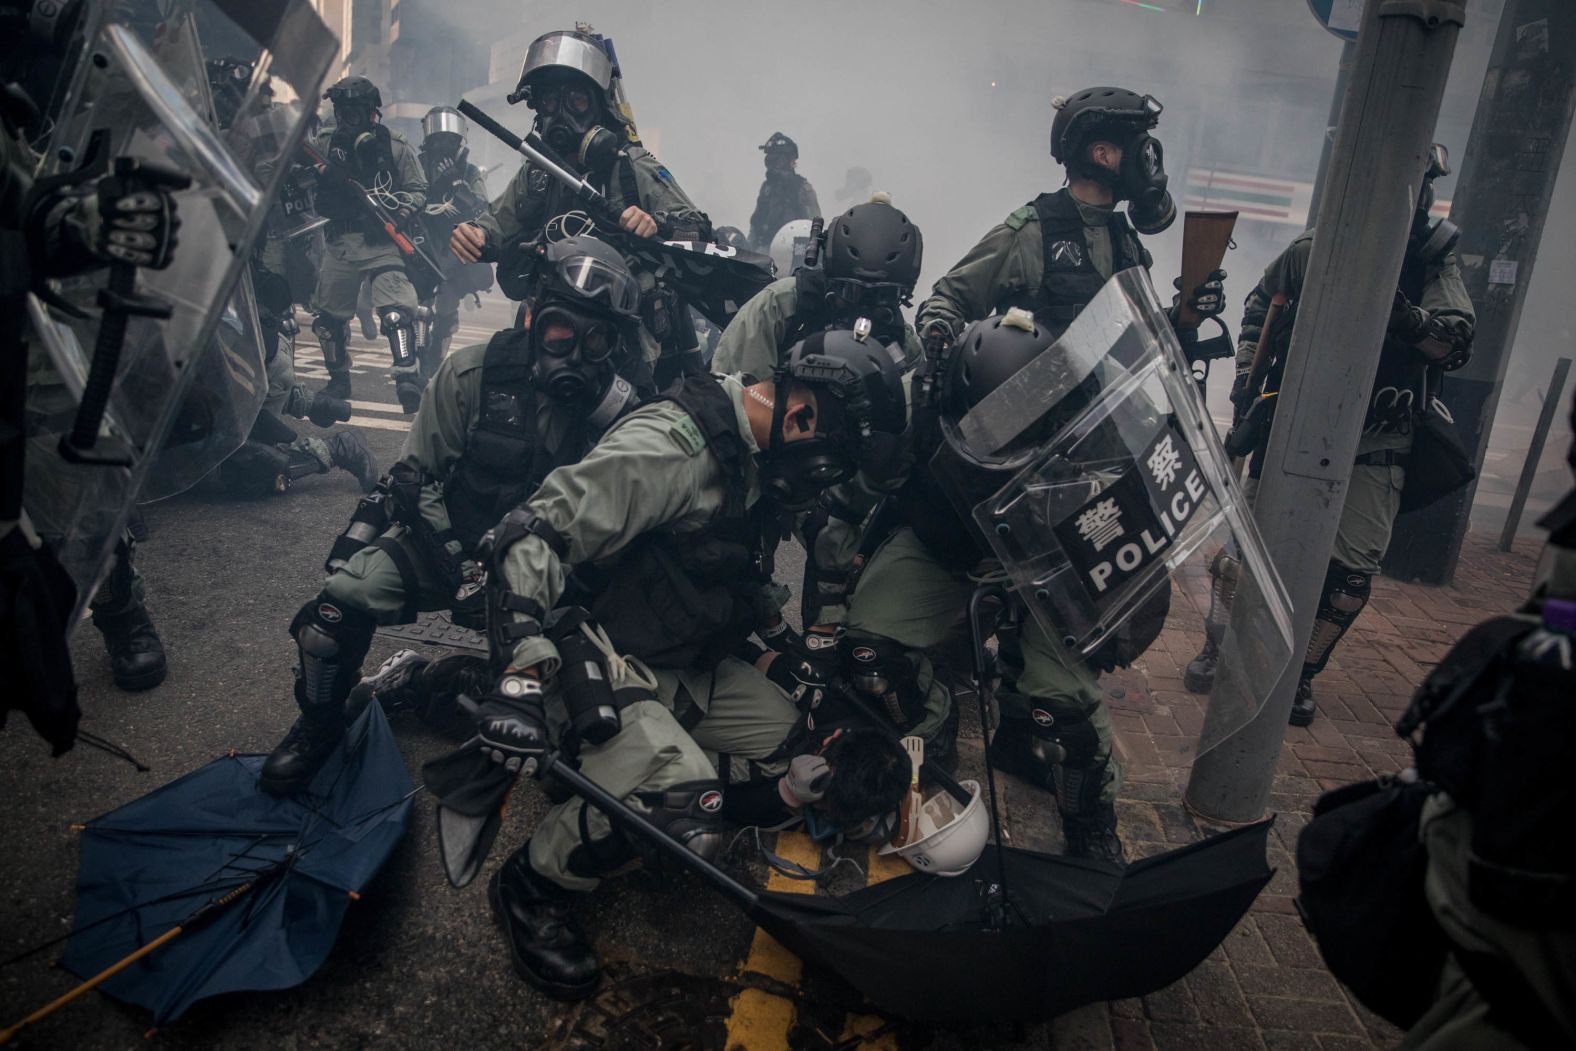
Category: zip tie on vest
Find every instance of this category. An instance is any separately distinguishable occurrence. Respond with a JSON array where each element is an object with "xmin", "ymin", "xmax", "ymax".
[{"xmin": 578, "ymin": 620, "xmax": 659, "ymax": 693}]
